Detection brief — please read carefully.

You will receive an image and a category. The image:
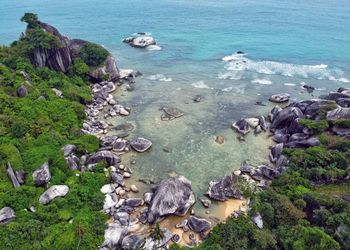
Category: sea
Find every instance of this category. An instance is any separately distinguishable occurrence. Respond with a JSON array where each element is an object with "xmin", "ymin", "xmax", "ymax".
[{"xmin": 1, "ymin": 0, "xmax": 350, "ymax": 200}]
